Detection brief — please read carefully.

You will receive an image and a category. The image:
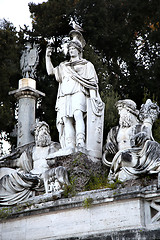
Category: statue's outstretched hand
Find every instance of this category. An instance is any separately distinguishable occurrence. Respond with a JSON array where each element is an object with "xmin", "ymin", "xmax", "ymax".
[
  {"xmin": 46, "ymin": 46, "xmax": 52, "ymax": 57},
  {"xmin": 132, "ymin": 132, "xmax": 149, "ymax": 147},
  {"xmin": 105, "ymin": 142, "xmax": 117, "ymax": 154},
  {"xmin": 102, "ymin": 142, "xmax": 117, "ymax": 167}
]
